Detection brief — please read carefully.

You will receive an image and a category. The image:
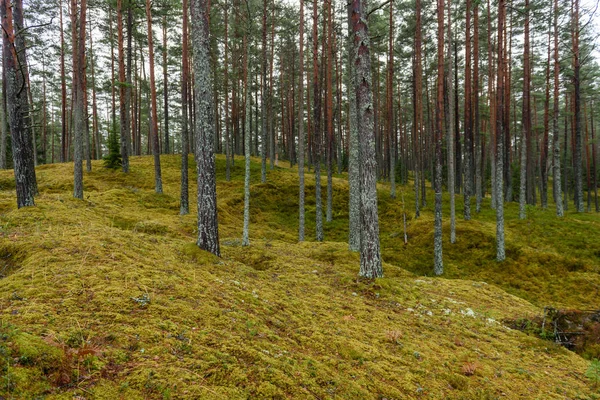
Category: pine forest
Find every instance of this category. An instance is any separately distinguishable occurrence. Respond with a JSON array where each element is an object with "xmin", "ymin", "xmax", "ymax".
[{"xmin": 0, "ymin": 0, "xmax": 600, "ymax": 397}]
